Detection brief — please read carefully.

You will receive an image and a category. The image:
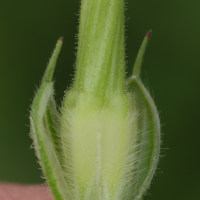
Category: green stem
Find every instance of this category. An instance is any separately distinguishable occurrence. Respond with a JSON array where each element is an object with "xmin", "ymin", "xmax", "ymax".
[{"xmin": 73, "ymin": 0, "xmax": 126, "ymax": 97}]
